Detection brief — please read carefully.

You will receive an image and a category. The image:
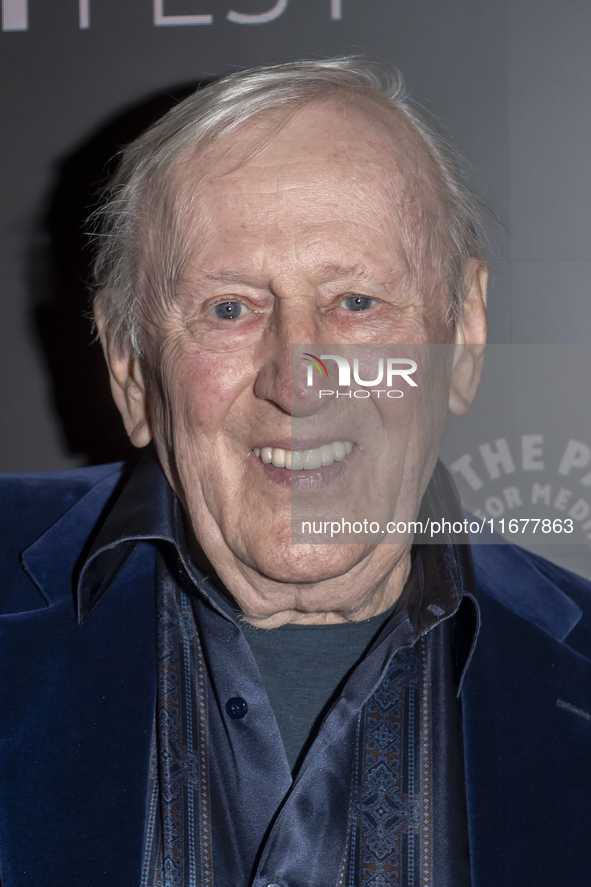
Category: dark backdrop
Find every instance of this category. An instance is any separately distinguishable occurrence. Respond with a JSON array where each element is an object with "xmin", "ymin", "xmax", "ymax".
[{"xmin": 1, "ymin": 0, "xmax": 589, "ymax": 473}]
